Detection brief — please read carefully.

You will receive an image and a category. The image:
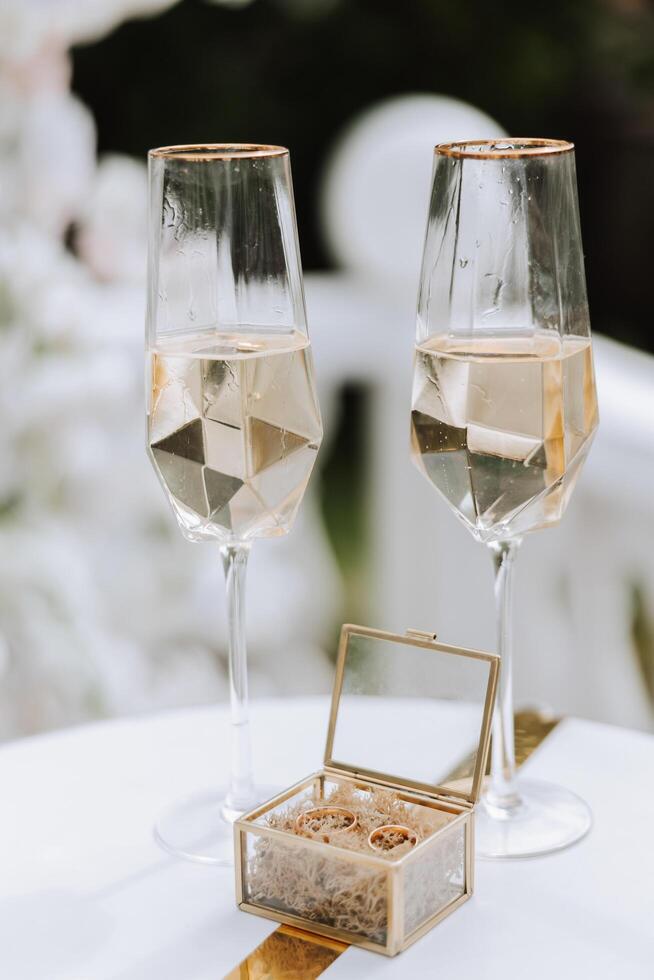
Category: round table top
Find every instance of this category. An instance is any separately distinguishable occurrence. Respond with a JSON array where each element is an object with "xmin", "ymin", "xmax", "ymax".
[{"xmin": 2, "ymin": 698, "xmax": 653, "ymax": 979}]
